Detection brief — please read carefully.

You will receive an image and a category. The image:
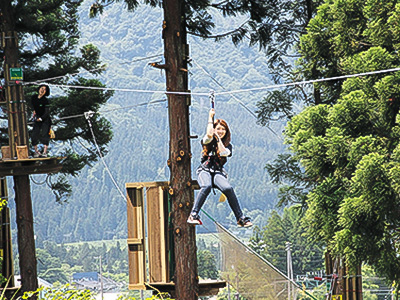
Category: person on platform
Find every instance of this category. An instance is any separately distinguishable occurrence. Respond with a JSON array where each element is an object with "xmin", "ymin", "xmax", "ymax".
[
  {"xmin": 31, "ymin": 84, "xmax": 52, "ymax": 158},
  {"xmin": 187, "ymin": 108, "xmax": 253, "ymax": 228}
]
